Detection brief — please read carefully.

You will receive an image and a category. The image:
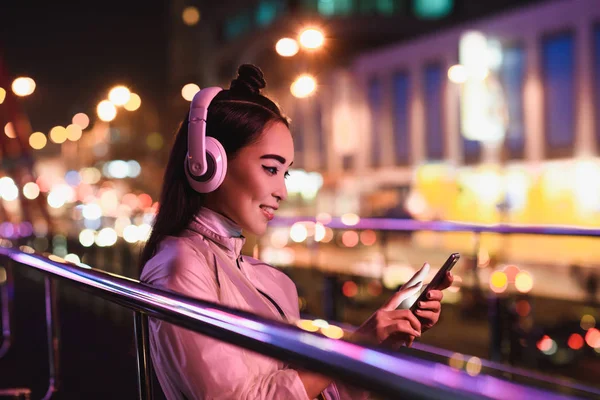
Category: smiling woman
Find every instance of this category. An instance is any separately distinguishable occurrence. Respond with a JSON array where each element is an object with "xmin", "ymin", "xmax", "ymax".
[{"xmin": 138, "ymin": 64, "xmax": 451, "ymax": 400}]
